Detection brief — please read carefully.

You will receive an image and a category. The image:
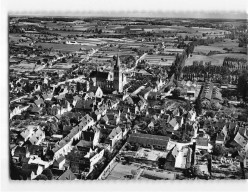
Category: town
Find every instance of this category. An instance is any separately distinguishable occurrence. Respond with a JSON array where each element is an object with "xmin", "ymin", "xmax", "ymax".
[{"xmin": 9, "ymin": 16, "xmax": 248, "ymax": 180}]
